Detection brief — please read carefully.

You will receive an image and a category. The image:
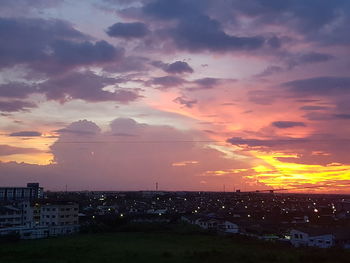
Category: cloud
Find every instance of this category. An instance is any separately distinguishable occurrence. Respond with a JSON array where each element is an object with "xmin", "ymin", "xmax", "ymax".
[
  {"xmin": 51, "ymin": 40, "xmax": 122, "ymax": 67},
  {"xmin": 0, "ymin": 145, "xmax": 41, "ymax": 156},
  {"xmin": 227, "ymin": 136, "xmax": 307, "ymax": 148},
  {"xmin": 142, "ymin": 0, "xmax": 205, "ymax": 20},
  {"xmin": 173, "ymin": 96, "xmax": 197, "ymax": 108},
  {"xmin": 333, "ymin": 113, "xmax": 350, "ymax": 119},
  {"xmin": 151, "ymin": 75, "xmax": 185, "ymax": 89},
  {"xmin": 106, "ymin": 22, "xmax": 149, "ymax": 38},
  {"xmin": 0, "ymin": 17, "xmax": 122, "ymax": 74},
  {"xmin": 0, "ymin": 17, "xmax": 85, "ymax": 68},
  {"xmin": 283, "ymin": 76, "xmax": 350, "ymax": 96},
  {"xmin": 0, "ymin": 118, "xmax": 249, "ymax": 190},
  {"xmin": 38, "ymin": 71, "xmax": 141, "ymax": 103},
  {"xmin": 286, "ymin": 52, "xmax": 334, "ymax": 69},
  {"xmin": 230, "ymin": 0, "xmax": 350, "ymax": 44},
  {"xmin": 300, "ymin": 105, "xmax": 330, "ymax": 111},
  {"xmin": 0, "ymin": 0, "xmax": 63, "ymax": 16},
  {"xmin": 152, "ymin": 61, "xmax": 194, "ymax": 74},
  {"xmin": 9, "ymin": 131, "xmax": 42, "ymax": 137},
  {"xmin": 272, "ymin": 121, "xmax": 306, "ymax": 129},
  {"xmin": 55, "ymin": 120, "xmax": 101, "ymax": 136},
  {"xmin": 0, "ymin": 100, "xmax": 37, "ymax": 112},
  {"xmin": 0, "ymin": 82, "xmax": 37, "ymax": 99},
  {"xmin": 171, "ymin": 15, "xmax": 266, "ymax": 52}
]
